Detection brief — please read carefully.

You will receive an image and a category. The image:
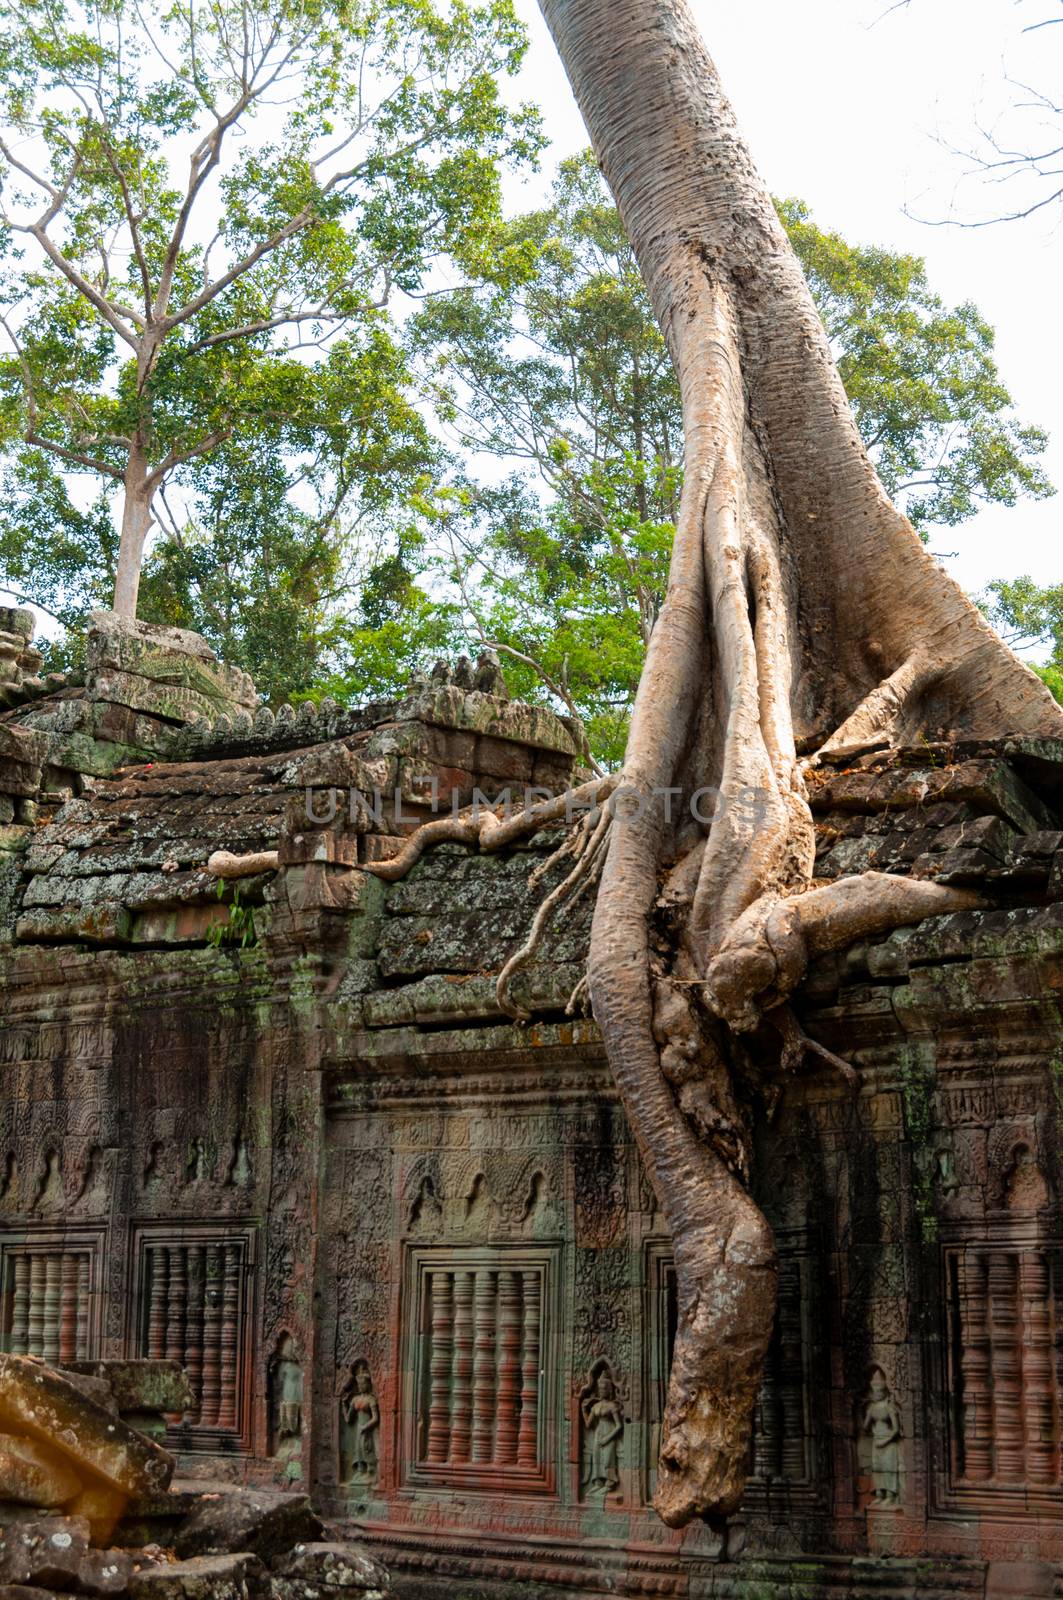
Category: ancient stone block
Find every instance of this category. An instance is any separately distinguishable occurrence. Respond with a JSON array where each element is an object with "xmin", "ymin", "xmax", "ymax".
[
  {"xmin": 0, "ymin": 1432, "xmax": 83, "ymax": 1505},
  {"xmin": 173, "ymin": 1489, "xmax": 326, "ymax": 1564},
  {"xmin": 0, "ymin": 1356, "xmax": 173, "ymax": 1536},
  {"xmin": 0, "ymin": 1515, "xmax": 90, "ymax": 1587},
  {"xmin": 64, "ymin": 1360, "xmax": 194, "ymax": 1416},
  {"xmin": 128, "ymin": 1553, "xmax": 268, "ymax": 1600},
  {"xmin": 271, "ymin": 1542, "xmax": 389, "ymax": 1592}
]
